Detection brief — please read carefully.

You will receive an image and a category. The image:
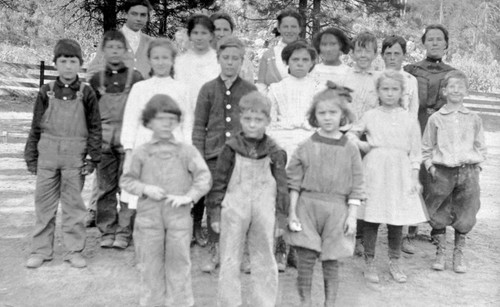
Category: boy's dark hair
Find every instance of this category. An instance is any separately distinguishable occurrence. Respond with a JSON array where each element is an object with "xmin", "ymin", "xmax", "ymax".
[
  {"xmin": 273, "ymin": 8, "xmax": 303, "ymax": 37},
  {"xmin": 421, "ymin": 24, "xmax": 449, "ymax": 49},
  {"xmin": 53, "ymin": 39, "xmax": 83, "ymax": 64},
  {"xmin": 312, "ymin": 27, "xmax": 351, "ymax": 55},
  {"xmin": 443, "ymin": 70, "xmax": 469, "ymax": 89},
  {"xmin": 187, "ymin": 14, "xmax": 215, "ymax": 36},
  {"xmin": 239, "ymin": 91, "xmax": 272, "ymax": 119},
  {"xmin": 281, "ymin": 40, "xmax": 317, "ymax": 68},
  {"xmin": 216, "ymin": 35, "xmax": 245, "ymax": 58},
  {"xmin": 101, "ymin": 30, "xmax": 127, "ymax": 51},
  {"xmin": 142, "ymin": 94, "xmax": 182, "ymax": 126},
  {"xmin": 123, "ymin": 0, "xmax": 153, "ymax": 13},
  {"xmin": 352, "ymin": 31, "xmax": 378, "ymax": 54},
  {"xmin": 308, "ymin": 81, "xmax": 355, "ymax": 128},
  {"xmin": 382, "ymin": 35, "xmax": 407, "ymax": 55},
  {"xmin": 146, "ymin": 38, "xmax": 178, "ymax": 77},
  {"xmin": 210, "ymin": 12, "xmax": 235, "ymax": 31}
]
